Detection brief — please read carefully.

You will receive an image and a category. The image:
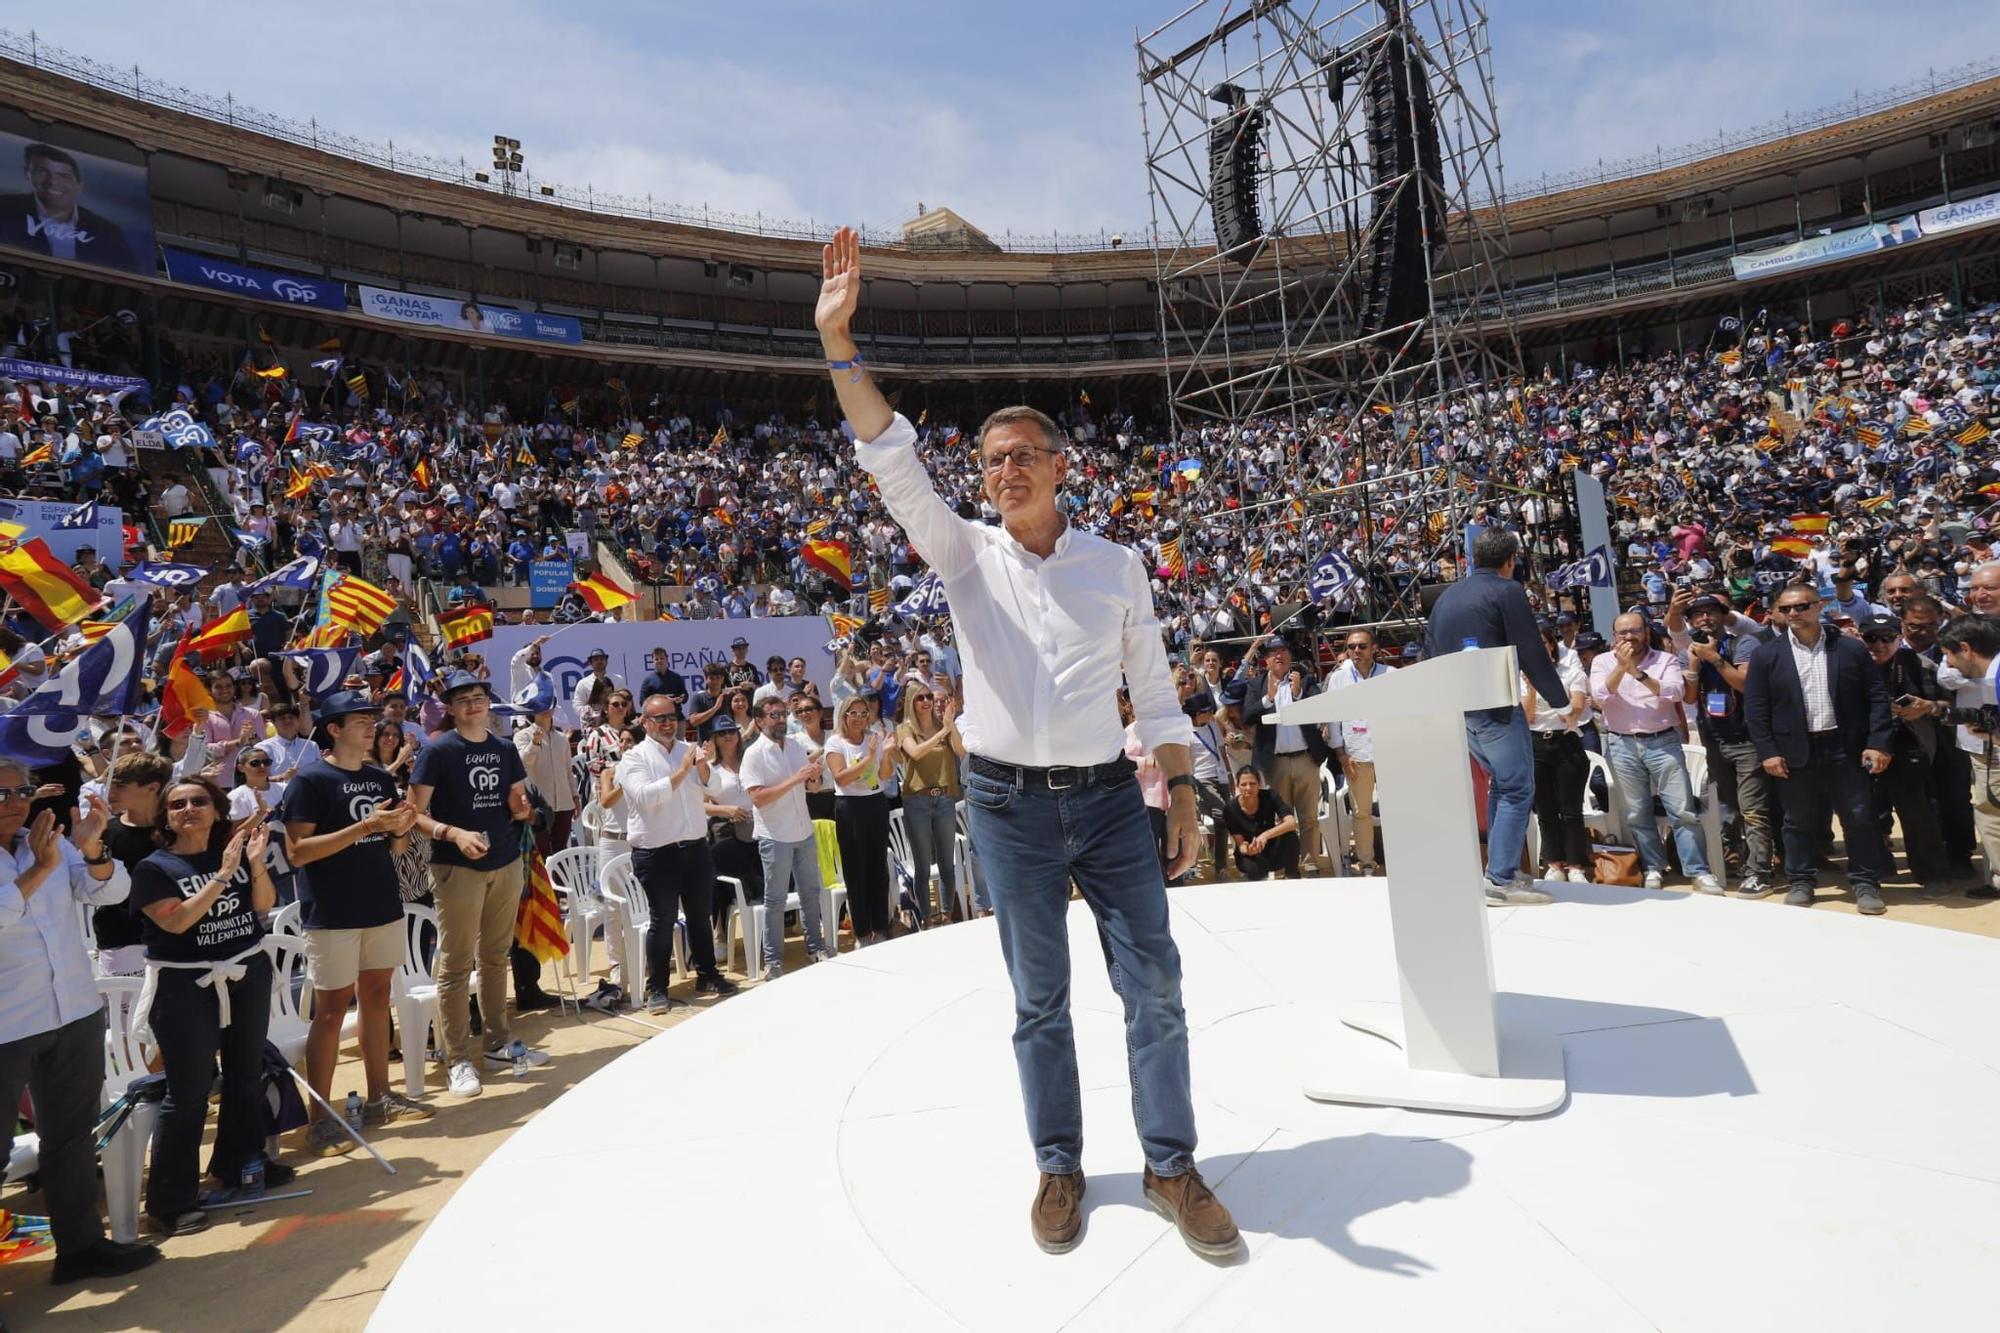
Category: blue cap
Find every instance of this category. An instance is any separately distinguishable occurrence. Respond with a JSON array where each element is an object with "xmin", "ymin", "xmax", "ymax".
[
  {"xmin": 316, "ymin": 690, "xmax": 378, "ymax": 723},
  {"xmin": 440, "ymin": 670, "xmax": 491, "ymax": 702}
]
